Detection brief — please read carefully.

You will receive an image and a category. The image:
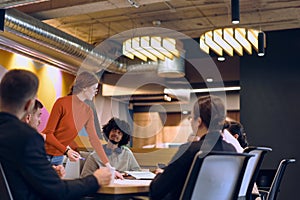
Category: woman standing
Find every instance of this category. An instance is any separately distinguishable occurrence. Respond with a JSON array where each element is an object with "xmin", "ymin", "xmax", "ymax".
[{"xmin": 43, "ymin": 71, "xmax": 109, "ymax": 167}]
